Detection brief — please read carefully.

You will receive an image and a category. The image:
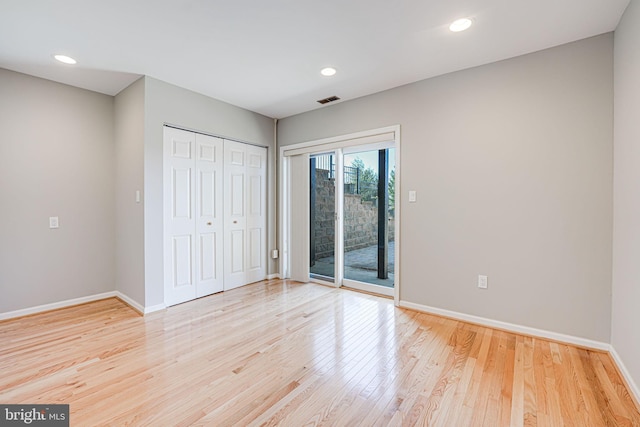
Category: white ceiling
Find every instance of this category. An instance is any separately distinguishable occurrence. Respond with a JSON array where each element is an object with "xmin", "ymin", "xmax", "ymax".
[{"xmin": 0, "ymin": 0, "xmax": 630, "ymax": 119}]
